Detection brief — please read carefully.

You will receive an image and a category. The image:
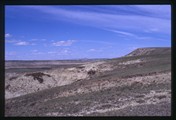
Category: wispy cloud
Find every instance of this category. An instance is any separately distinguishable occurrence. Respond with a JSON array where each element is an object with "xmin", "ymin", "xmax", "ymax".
[
  {"xmin": 88, "ymin": 49, "xmax": 96, "ymax": 52},
  {"xmin": 107, "ymin": 29, "xmax": 136, "ymax": 37},
  {"xmin": 22, "ymin": 5, "xmax": 170, "ymax": 35},
  {"xmin": 31, "ymin": 50, "xmax": 45, "ymax": 55},
  {"xmin": 144, "ymin": 28, "xmax": 159, "ymax": 33},
  {"xmin": 133, "ymin": 5, "xmax": 170, "ymax": 19},
  {"xmin": 15, "ymin": 41, "xmax": 36, "ymax": 46},
  {"xmin": 52, "ymin": 40, "xmax": 76, "ymax": 46},
  {"xmin": 87, "ymin": 48, "xmax": 102, "ymax": 52},
  {"xmin": 6, "ymin": 39, "xmax": 36, "ymax": 46},
  {"xmin": 5, "ymin": 33, "xmax": 12, "ymax": 38},
  {"xmin": 106, "ymin": 29, "xmax": 169, "ymax": 42},
  {"xmin": 15, "ymin": 41, "xmax": 29, "ymax": 46}
]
